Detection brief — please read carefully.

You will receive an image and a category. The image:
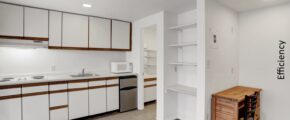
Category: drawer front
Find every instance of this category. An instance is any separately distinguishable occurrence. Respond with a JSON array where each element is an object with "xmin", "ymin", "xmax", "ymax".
[
  {"xmin": 89, "ymin": 80, "xmax": 106, "ymax": 87},
  {"xmin": 216, "ymin": 111, "xmax": 234, "ymax": 120},
  {"xmin": 50, "ymin": 93, "xmax": 68, "ymax": 107},
  {"xmin": 216, "ymin": 104, "xmax": 235, "ymax": 114},
  {"xmin": 144, "ymin": 81, "xmax": 156, "ymax": 86},
  {"xmin": 22, "ymin": 84, "xmax": 48, "ymax": 94},
  {"xmin": 68, "ymin": 82, "xmax": 88, "ymax": 89},
  {"xmin": 216, "ymin": 98, "xmax": 235, "ymax": 107},
  {"xmin": 50, "ymin": 84, "xmax": 67, "ymax": 91},
  {"xmin": 107, "ymin": 79, "xmax": 119, "ymax": 85},
  {"xmin": 50, "ymin": 108, "xmax": 68, "ymax": 120},
  {"xmin": 0, "ymin": 88, "xmax": 21, "ymax": 96}
]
